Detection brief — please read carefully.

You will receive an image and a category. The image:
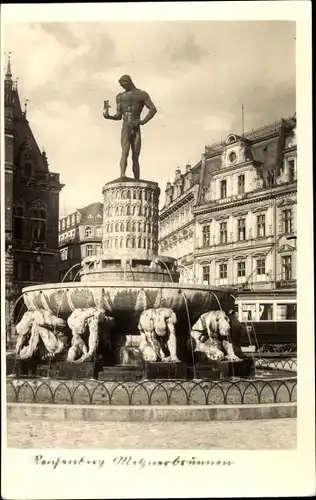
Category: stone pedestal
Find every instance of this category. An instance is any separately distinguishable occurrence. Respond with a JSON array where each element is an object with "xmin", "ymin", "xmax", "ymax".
[{"xmin": 144, "ymin": 361, "xmax": 187, "ymax": 380}]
